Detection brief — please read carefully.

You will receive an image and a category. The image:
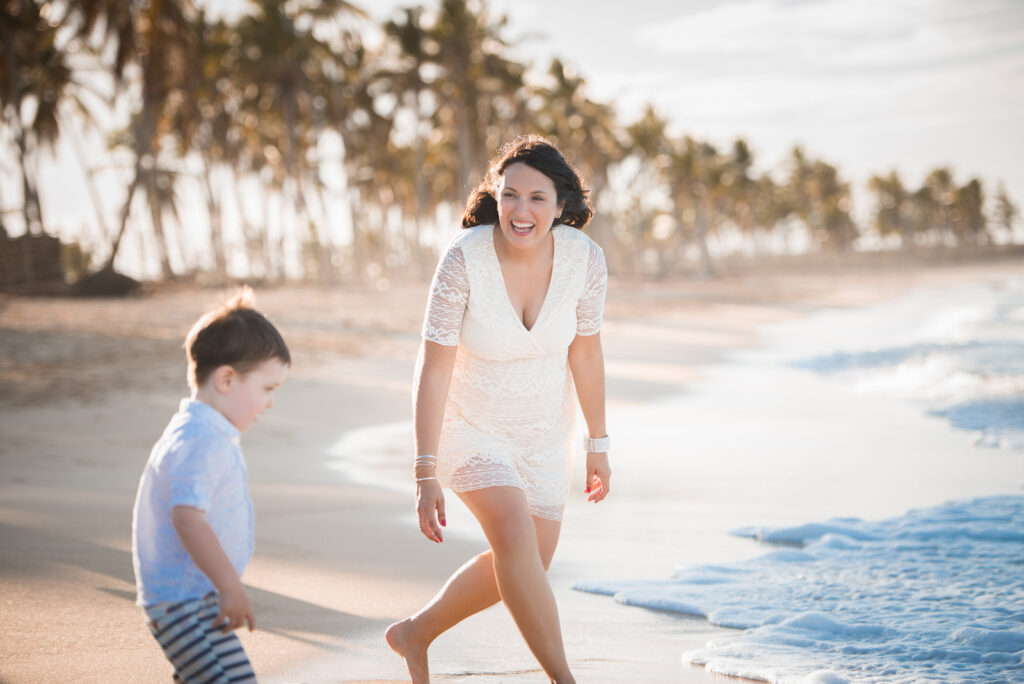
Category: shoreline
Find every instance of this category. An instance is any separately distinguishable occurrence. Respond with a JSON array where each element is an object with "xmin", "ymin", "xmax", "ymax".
[{"xmin": 1, "ymin": 255, "xmax": 1022, "ymax": 682}]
